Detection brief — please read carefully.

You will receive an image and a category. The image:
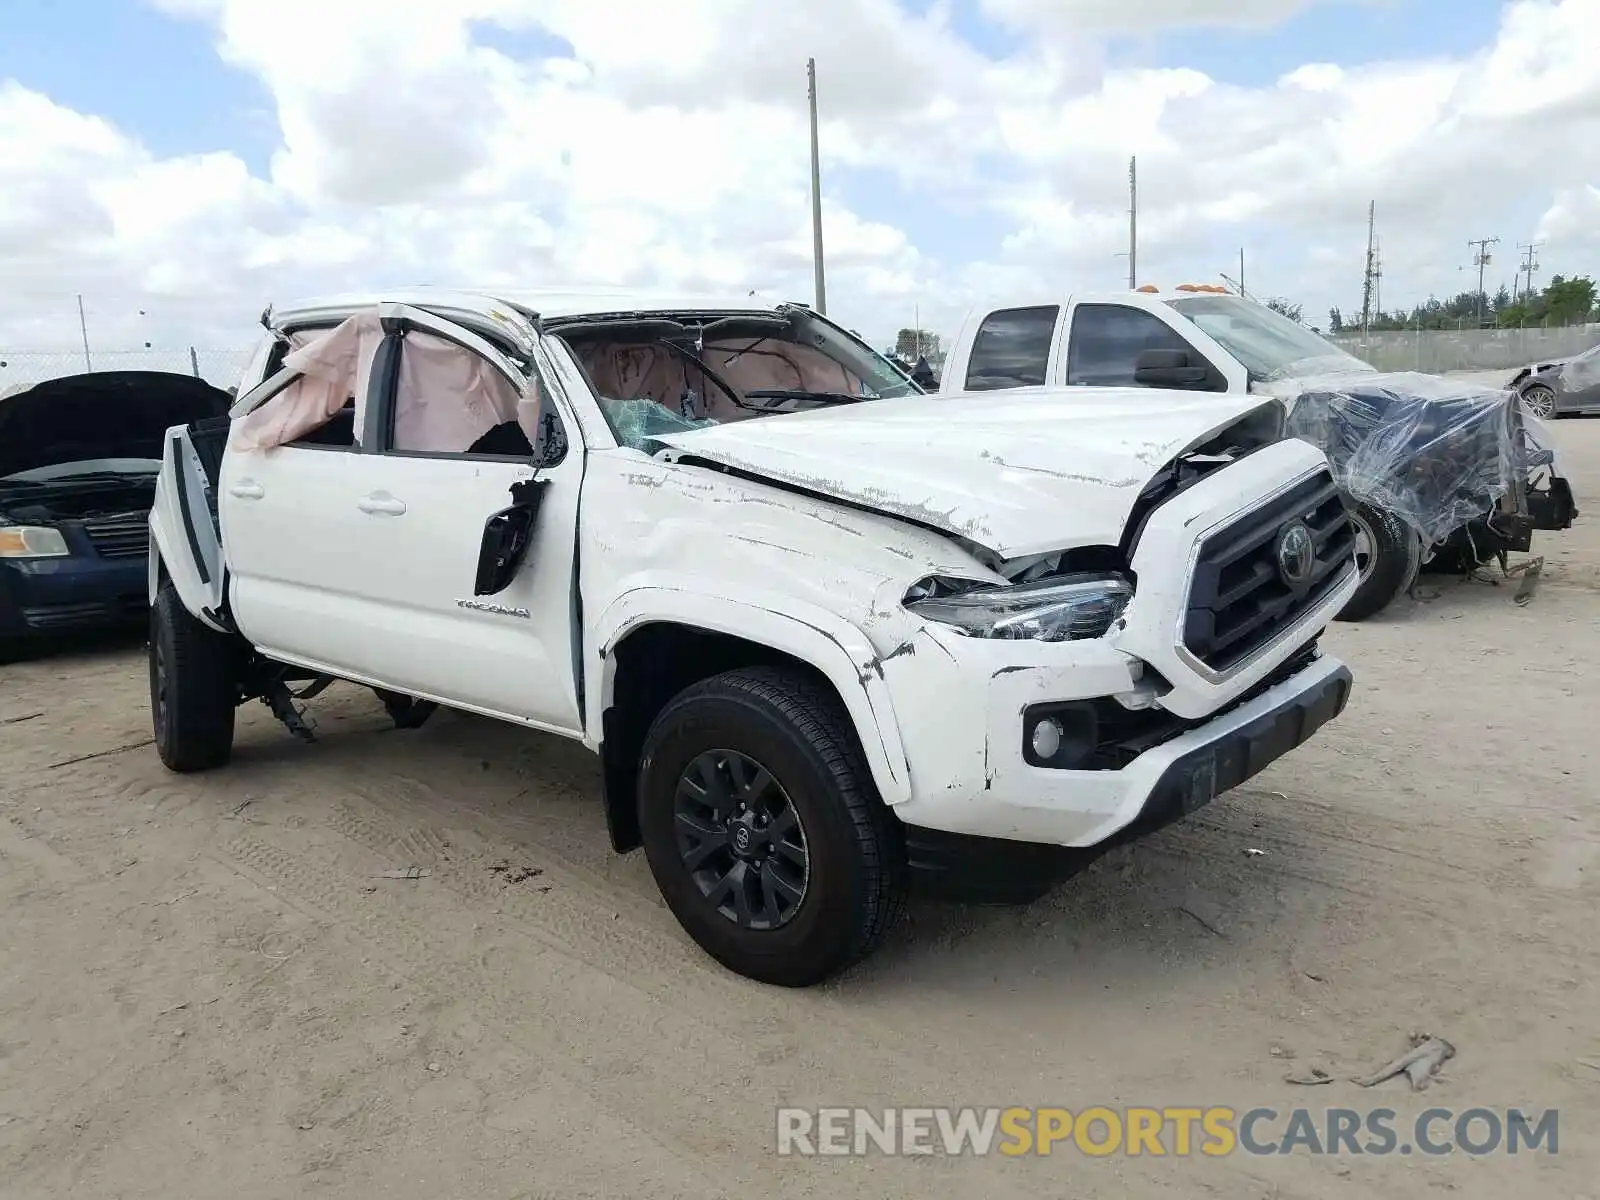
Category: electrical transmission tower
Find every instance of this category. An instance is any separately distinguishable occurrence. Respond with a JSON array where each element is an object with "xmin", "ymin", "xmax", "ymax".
[{"xmin": 1359, "ymin": 201, "xmax": 1379, "ymax": 334}]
